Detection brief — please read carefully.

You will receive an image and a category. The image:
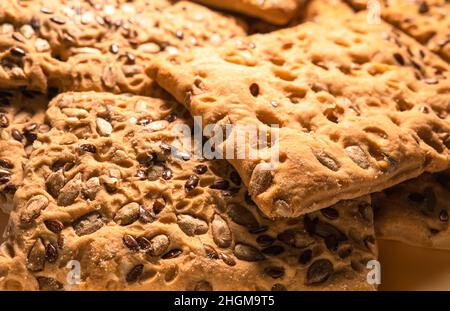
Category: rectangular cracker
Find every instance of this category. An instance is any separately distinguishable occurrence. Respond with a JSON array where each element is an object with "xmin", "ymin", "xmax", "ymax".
[
  {"xmin": 373, "ymin": 170, "xmax": 450, "ymax": 250},
  {"xmin": 148, "ymin": 11, "xmax": 450, "ymax": 218},
  {"xmin": 0, "ymin": 92, "xmax": 377, "ymax": 291},
  {"xmin": 195, "ymin": 0, "xmax": 302, "ymax": 25},
  {"xmin": 347, "ymin": 0, "xmax": 450, "ymax": 62},
  {"xmin": 0, "ymin": 1, "xmax": 247, "ymax": 95},
  {"xmin": 0, "ymin": 90, "xmax": 48, "ymax": 213}
]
